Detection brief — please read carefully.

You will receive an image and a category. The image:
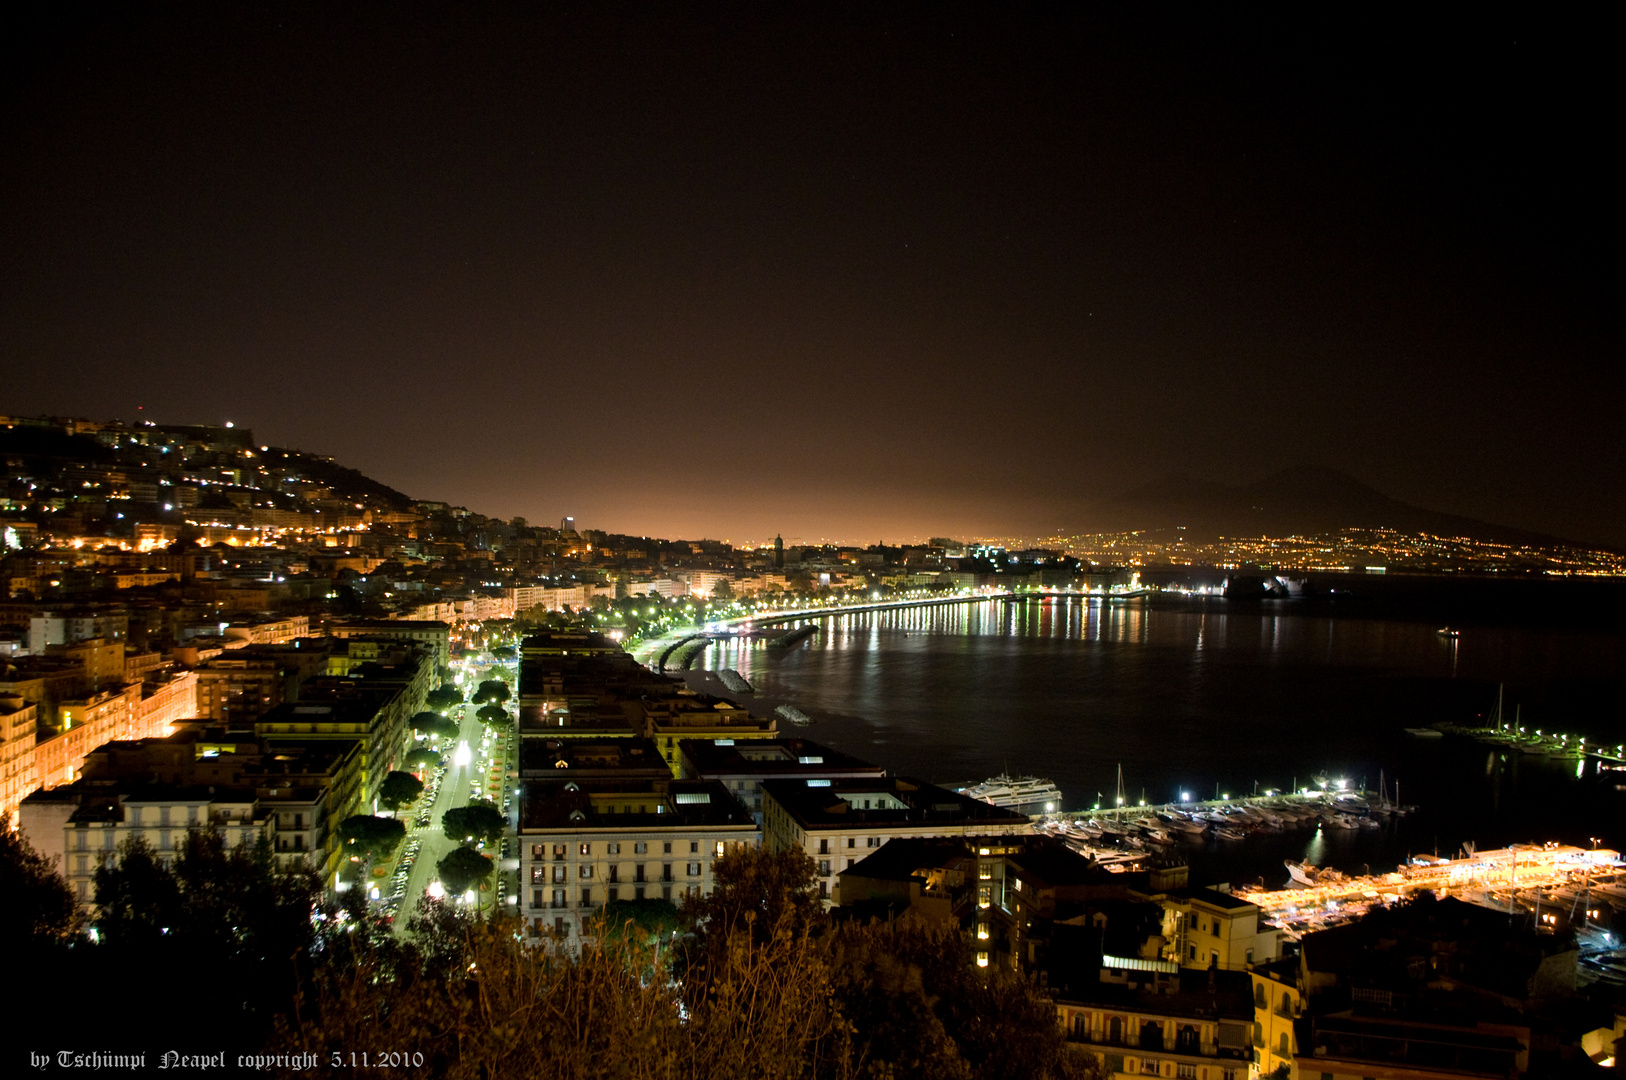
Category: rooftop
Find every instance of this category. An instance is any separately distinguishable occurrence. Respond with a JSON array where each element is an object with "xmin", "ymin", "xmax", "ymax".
[
  {"xmin": 256, "ymin": 697, "xmax": 380, "ymax": 728},
  {"xmin": 519, "ymin": 778, "xmax": 756, "ymax": 832},
  {"xmin": 1053, "ymin": 965, "xmax": 1256, "ymax": 1022},
  {"xmin": 763, "ymin": 776, "xmax": 1034, "ymax": 831},
  {"xmin": 520, "ymin": 630, "xmax": 625, "ymax": 655},
  {"xmin": 1179, "ymin": 886, "xmax": 1257, "ymax": 911},
  {"xmin": 679, "ymin": 736, "xmax": 884, "ymax": 777},
  {"xmin": 519, "ymin": 737, "xmax": 671, "ymax": 777}
]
